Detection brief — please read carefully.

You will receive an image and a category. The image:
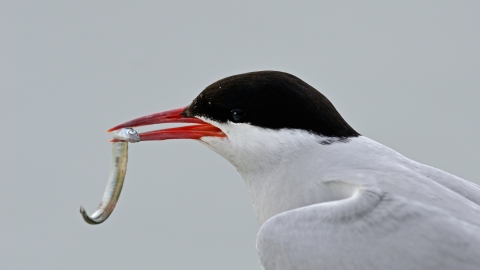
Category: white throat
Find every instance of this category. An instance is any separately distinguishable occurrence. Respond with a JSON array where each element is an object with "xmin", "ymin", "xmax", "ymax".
[{"xmin": 200, "ymin": 119, "xmax": 364, "ymax": 224}]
